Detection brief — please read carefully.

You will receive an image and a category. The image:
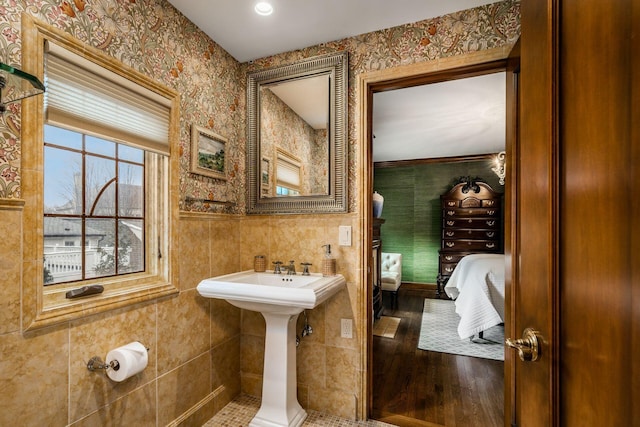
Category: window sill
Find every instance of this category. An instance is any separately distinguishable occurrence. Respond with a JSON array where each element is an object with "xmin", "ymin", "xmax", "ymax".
[{"xmin": 26, "ymin": 276, "xmax": 178, "ymax": 331}]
